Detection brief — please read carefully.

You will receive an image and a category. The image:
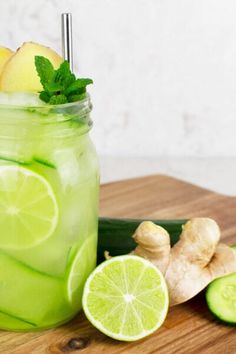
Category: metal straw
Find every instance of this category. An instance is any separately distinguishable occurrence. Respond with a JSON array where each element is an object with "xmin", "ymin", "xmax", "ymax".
[{"xmin": 61, "ymin": 13, "xmax": 73, "ymax": 71}]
